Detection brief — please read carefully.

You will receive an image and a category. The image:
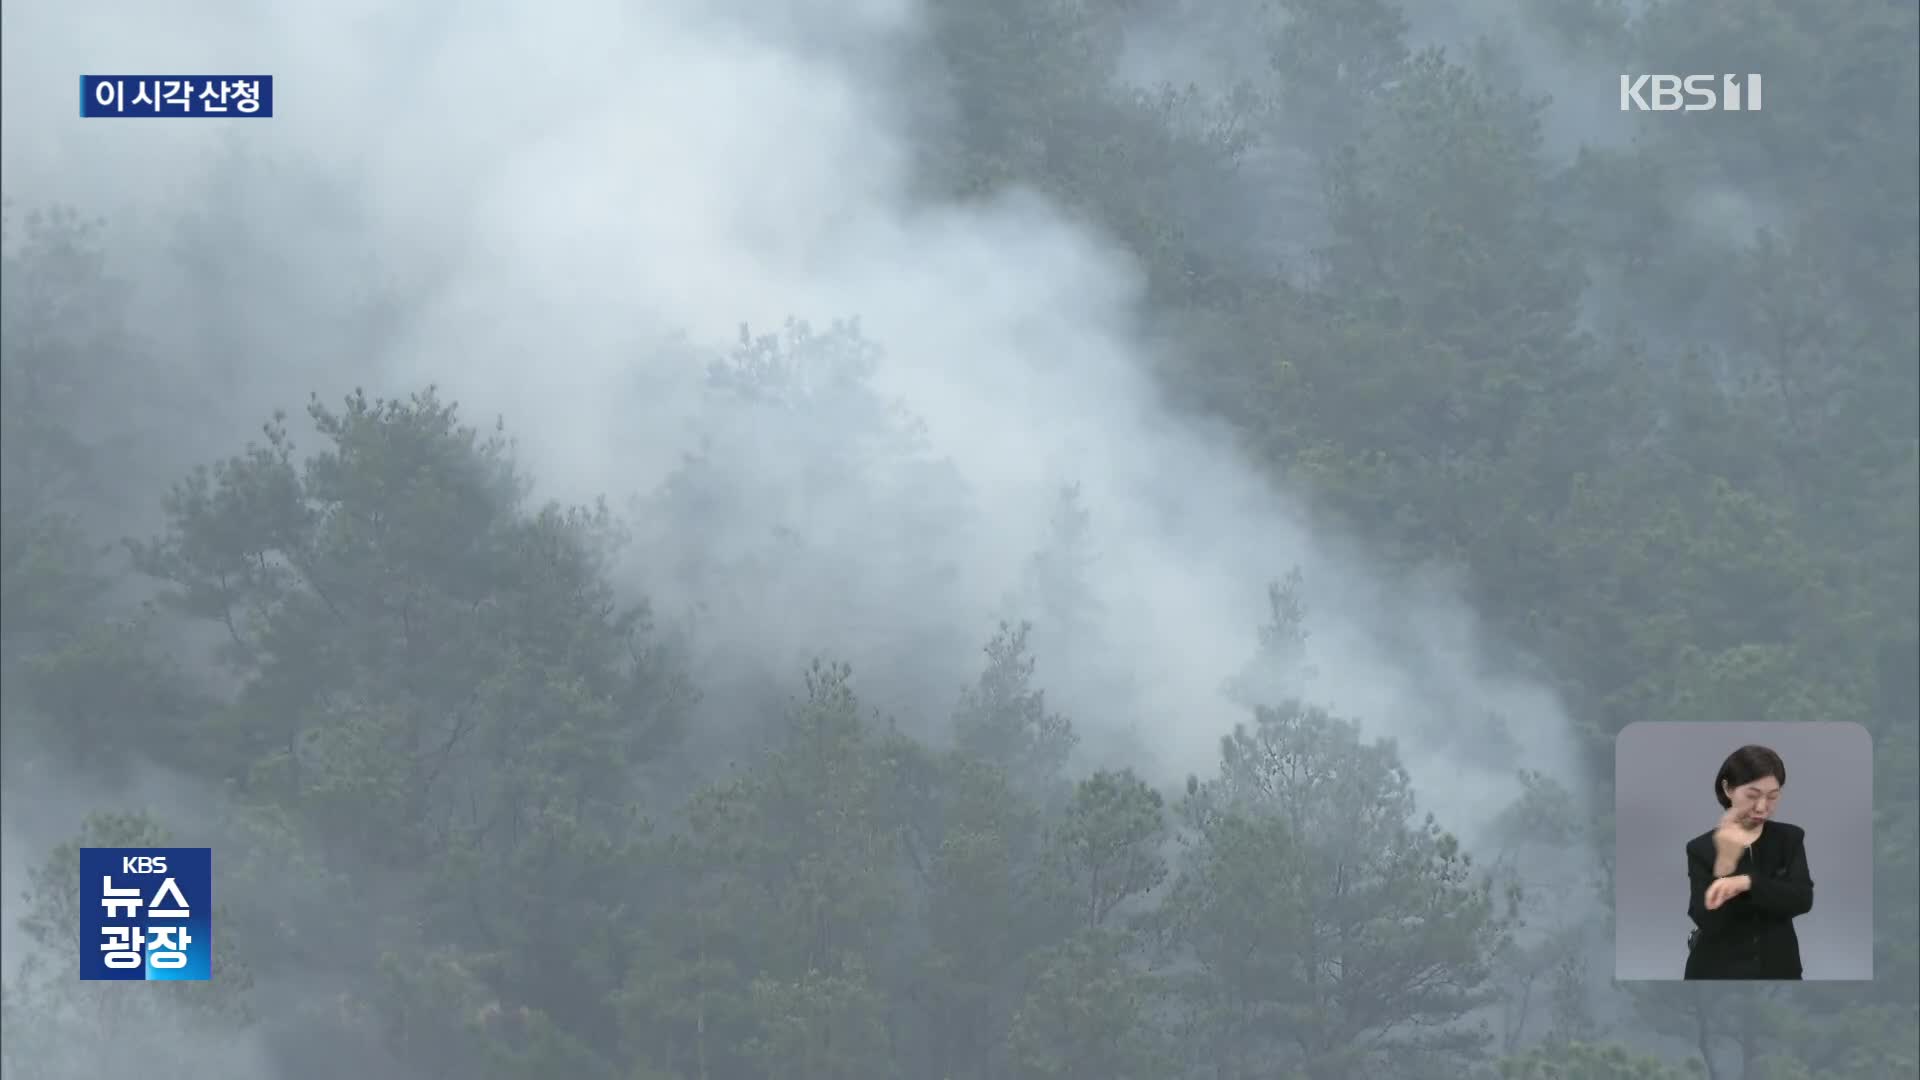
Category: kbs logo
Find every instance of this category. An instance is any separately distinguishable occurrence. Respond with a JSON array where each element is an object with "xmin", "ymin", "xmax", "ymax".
[
  {"xmin": 79, "ymin": 847, "xmax": 212, "ymax": 981},
  {"xmin": 1619, "ymin": 74, "xmax": 1763, "ymax": 112}
]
